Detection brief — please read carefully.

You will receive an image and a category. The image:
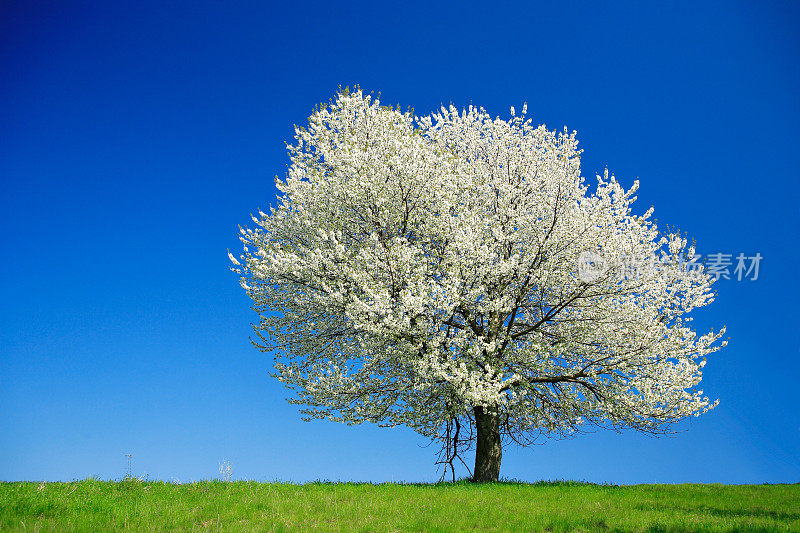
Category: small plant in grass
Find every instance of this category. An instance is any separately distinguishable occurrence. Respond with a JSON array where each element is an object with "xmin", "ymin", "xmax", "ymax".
[
  {"xmin": 123, "ymin": 452, "xmax": 133, "ymax": 480},
  {"xmin": 219, "ymin": 459, "xmax": 233, "ymax": 482}
]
